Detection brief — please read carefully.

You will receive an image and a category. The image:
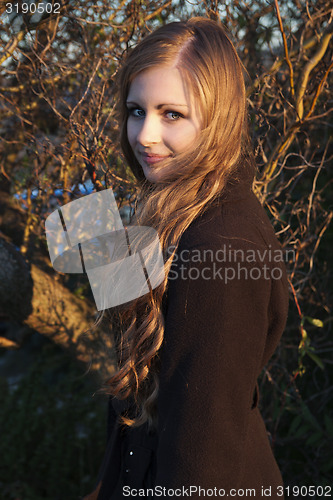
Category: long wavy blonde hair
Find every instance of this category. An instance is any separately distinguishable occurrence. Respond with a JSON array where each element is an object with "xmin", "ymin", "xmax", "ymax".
[{"xmin": 104, "ymin": 17, "xmax": 255, "ymax": 430}]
